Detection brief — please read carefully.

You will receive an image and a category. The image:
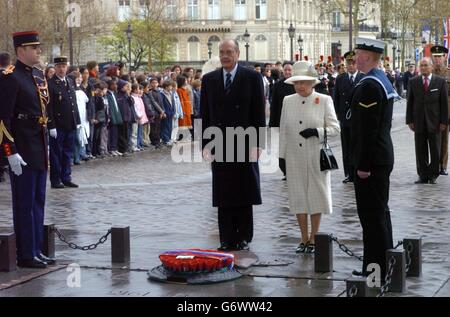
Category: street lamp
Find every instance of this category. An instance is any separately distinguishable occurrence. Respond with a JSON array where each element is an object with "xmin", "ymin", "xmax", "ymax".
[
  {"xmin": 207, "ymin": 41, "xmax": 213, "ymax": 59},
  {"xmin": 125, "ymin": 23, "xmax": 133, "ymax": 71},
  {"xmin": 288, "ymin": 23, "xmax": 296, "ymax": 61},
  {"xmin": 243, "ymin": 29, "xmax": 250, "ymax": 64},
  {"xmin": 391, "ymin": 34, "xmax": 397, "ymax": 70},
  {"xmin": 297, "ymin": 35, "xmax": 304, "ymax": 61}
]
